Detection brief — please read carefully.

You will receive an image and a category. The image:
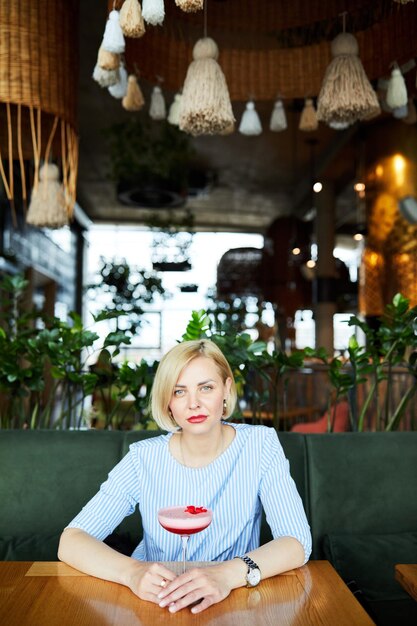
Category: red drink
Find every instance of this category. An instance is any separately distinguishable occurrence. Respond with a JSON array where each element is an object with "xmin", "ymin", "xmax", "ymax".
[{"xmin": 158, "ymin": 506, "xmax": 212, "ymax": 536}]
